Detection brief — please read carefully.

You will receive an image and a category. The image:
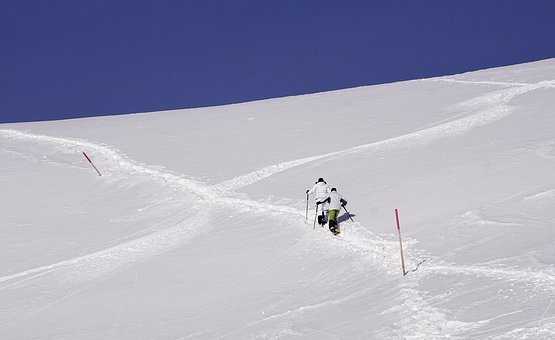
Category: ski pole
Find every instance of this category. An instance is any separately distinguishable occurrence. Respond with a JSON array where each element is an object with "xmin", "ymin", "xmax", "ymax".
[
  {"xmin": 83, "ymin": 151, "xmax": 102, "ymax": 176},
  {"xmin": 395, "ymin": 208, "xmax": 407, "ymax": 276},
  {"xmin": 313, "ymin": 204, "xmax": 319, "ymax": 229},
  {"xmin": 305, "ymin": 193, "xmax": 309, "ymax": 224},
  {"xmin": 342, "ymin": 205, "xmax": 354, "ymax": 222}
]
